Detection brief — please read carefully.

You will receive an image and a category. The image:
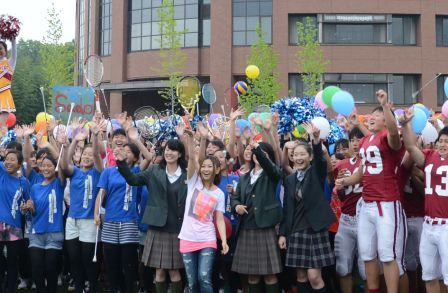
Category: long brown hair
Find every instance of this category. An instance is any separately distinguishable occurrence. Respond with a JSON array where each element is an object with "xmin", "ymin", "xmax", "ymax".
[{"xmin": 199, "ymin": 155, "xmax": 221, "ymax": 186}]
